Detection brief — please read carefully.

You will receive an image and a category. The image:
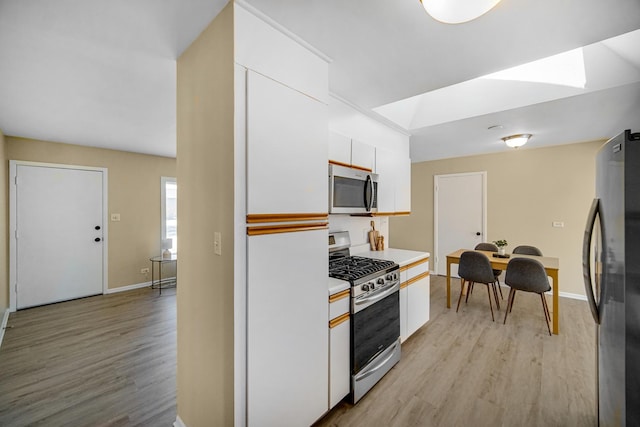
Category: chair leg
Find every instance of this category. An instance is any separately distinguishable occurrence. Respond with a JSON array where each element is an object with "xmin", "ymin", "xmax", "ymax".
[
  {"xmin": 456, "ymin": 279, "xmax": 466, "ymax": 312},
  {"xmin": 540, "ymin": 293, "xmax": 552, "ymax": 336},
  {"xmin": 509, "ymin": 290, "xmax": 516, "ymax": 313},
  {"xmin": 491, "ymin": 283, "xmax": 500, "ymax": 310},
  {"xmin": 496, "ymin": 278, "xmax": 504, "ymax": 299},
  {"xmin": 465, "ymin": 282, "xmax": 474, "ymax": 304},
  {"xmin": 486, "ymin": 283, "xmax": 495, "ymax": 321},
  {"xmin": 503, "ymin": 288, "xmax": 516, "ymax": 324}
]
